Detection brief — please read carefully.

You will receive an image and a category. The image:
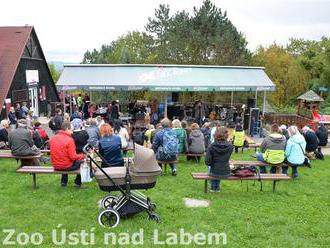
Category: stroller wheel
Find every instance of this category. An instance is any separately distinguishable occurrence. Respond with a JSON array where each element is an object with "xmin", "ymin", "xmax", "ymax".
[
  {"xmin": 98, "ymin": 209, "xmax": 120, "ymax": 228},
  {"xmin": 101, "ymin": 196, "xmax": 117, "ymax": 209},
  {"xmin": 148, "ymin": 213, "xmax": 161, "ymax": 223},
  {"xmin": 149, "ymin": 203, "xmax": 157, "ymax": 211}
]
